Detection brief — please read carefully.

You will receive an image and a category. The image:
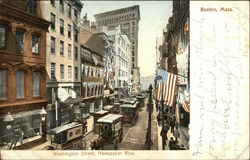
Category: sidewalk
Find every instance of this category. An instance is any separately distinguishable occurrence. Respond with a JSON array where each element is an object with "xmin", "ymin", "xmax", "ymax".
[
  {"xmin": 155, "ymin": 99, "xmax": 189, "ymax": 150},
  {"xmin": 31, "ymin": 116, "xmax": 94, "ymax": 150}
]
